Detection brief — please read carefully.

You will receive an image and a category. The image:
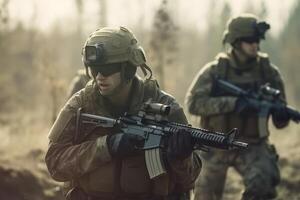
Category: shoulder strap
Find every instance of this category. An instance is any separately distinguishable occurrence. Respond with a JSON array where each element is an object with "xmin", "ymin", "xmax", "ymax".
[
  {"xmin": 215, "ymin": 53, "xmax": 230, "ymax": 80},
  {"xmin": 258, "ymin": 52, "xmax": 271, "ymax": 81}
]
